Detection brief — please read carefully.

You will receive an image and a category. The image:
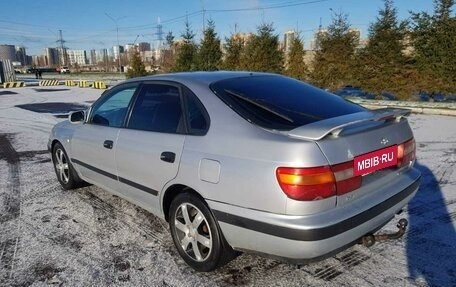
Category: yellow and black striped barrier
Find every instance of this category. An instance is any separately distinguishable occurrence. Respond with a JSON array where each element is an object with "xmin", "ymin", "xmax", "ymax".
[
  {"xmin": 2, "ymin": 82, "xmax": 25, "ymax": 88},
  {"xmin": 39, "ymin": 80, "xmax": 60, "ymax": 86},
  {"xmin": 65, "ymin": 80, "xmax": 76, "ymax": 86},
  {"xmin": 92, "ymin": 81, "xmax": 107, "ymax": 89},
  {"xmin": 78, "ymin": 80, "xmax": 90, "ymax": 88}
]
